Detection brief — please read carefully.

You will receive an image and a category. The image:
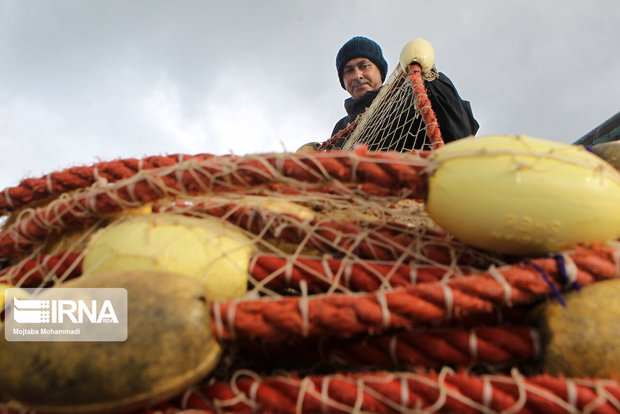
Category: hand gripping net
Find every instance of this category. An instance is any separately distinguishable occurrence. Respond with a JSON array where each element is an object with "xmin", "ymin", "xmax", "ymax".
[
  {"xmin": 2, "ymin": 147, "xmax": 620, "ymax": 413},
  {"xmin": 321, "ymin": 63, "xmax": 444, "ymax": 152}
]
